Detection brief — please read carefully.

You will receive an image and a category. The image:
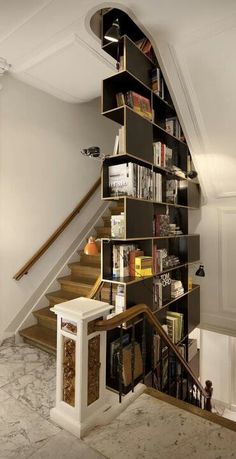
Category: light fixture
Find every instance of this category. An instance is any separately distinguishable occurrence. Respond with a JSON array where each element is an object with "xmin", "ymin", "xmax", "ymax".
[
  {"xmin": 186, "ymin": 170, "xmax": 198, "ymax": 179},
  {"xmin": 84, "ymin": 237, "xmax": 99, "ymax": 256},
  {"xmin": 81, "ymin": 146, "xmax": 101, "ymax": 158},
  {"xmin": 104, "ymin": 18, "xmax": 121, "ymax": 43},
  {"xmin": 195, "ymin": 264, "xmax": 205, "ymax": 277}
]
